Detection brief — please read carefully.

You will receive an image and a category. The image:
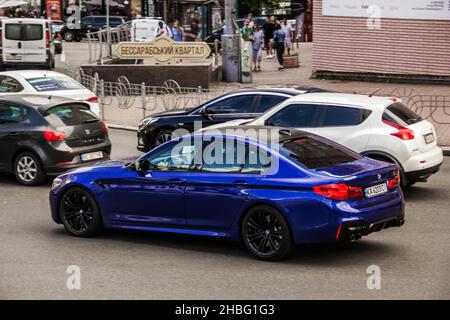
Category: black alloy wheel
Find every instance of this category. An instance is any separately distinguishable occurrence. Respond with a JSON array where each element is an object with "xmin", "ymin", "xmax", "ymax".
[
  {"xmin": 60, "ymin": 187, "xmax": 103, "ymax": 237},
  {"xmin": 153, "ymin": 130, "xmax": 173, "ymax": 147},
  {"xmin": 241, "ymin": 205, "xmax": 294, "ymax": 261}
]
